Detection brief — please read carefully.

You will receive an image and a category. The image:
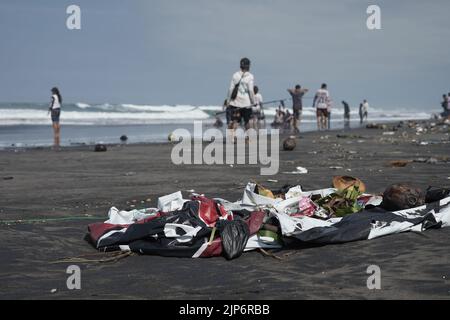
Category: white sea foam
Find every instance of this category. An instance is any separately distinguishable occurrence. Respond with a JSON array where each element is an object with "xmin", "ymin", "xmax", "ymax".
[{"xmin": 0, "ymin": 103, "xmax": 433, "ymax": 126}]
